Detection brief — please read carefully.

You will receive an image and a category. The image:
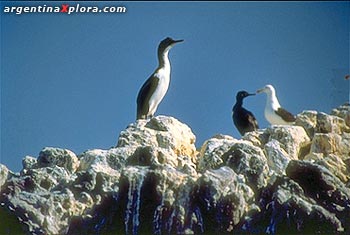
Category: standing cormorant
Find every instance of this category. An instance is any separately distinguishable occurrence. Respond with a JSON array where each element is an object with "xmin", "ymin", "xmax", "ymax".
[
  {"xmin": 136, "ymin": 37, "xmax": 183, "ymax": 120},
  {"xmin": 232, "ymin": 91, "xmax": 259, "ymax": 135}
]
